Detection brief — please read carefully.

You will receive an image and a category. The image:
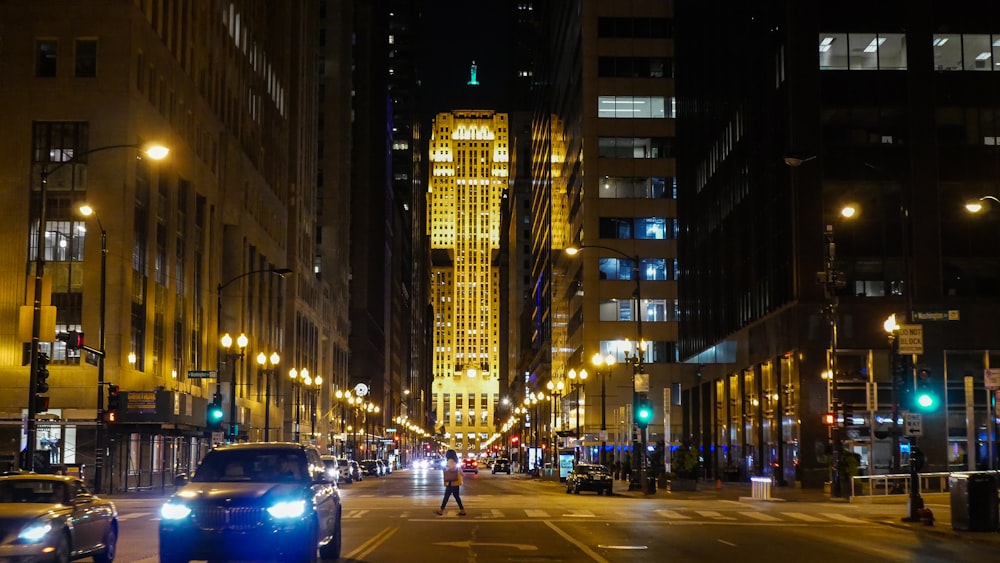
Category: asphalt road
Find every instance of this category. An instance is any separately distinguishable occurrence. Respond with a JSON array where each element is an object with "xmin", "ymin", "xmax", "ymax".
[{"xmin": 103, "ymin": 467, "xmax": 1000, "ymax": 562}]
